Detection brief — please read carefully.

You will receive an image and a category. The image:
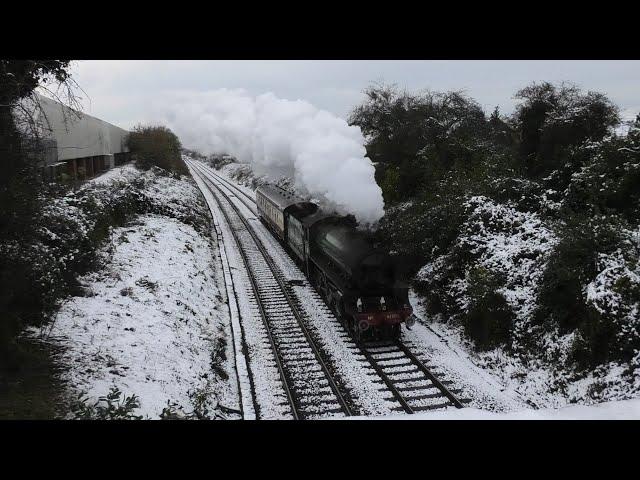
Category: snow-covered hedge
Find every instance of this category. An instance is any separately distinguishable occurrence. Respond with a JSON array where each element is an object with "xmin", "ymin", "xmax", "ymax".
[
  {"xmin": 459, "ymin": 196, "xmax": 556, "ymax": 324},
  {"xmin": 2, "ymin": 165, "xmax": 210, "ymax": 332},
  {"xmin": 410, "ymin": 193, "xmax": 640, "ymax": 403},
  {"xmin": 415, "ymin": 195, "xmax": 557, "ymax": 350}
]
